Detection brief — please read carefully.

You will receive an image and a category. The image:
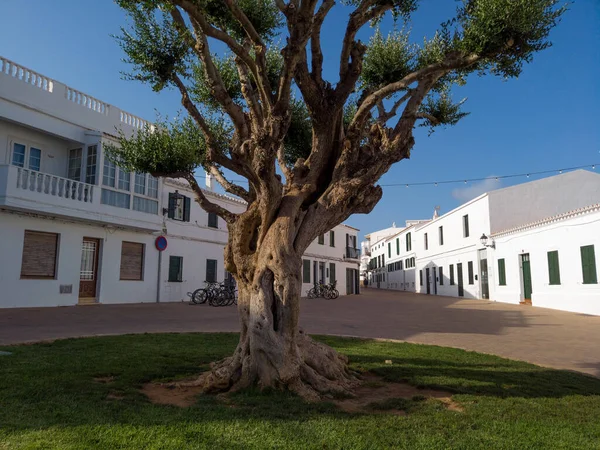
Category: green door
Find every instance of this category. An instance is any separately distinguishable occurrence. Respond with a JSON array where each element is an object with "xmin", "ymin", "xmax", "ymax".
[{"xmin": 521, "ymin": 254, "xmax": 532, "ymax": 302}]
